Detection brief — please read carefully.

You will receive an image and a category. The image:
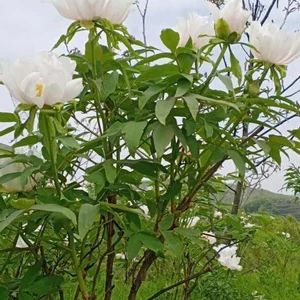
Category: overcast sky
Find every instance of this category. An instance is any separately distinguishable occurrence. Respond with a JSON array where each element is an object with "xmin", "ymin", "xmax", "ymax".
[{"xmin": 0, "ymin": 0, "xmax": 299, "ymax": 194}]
